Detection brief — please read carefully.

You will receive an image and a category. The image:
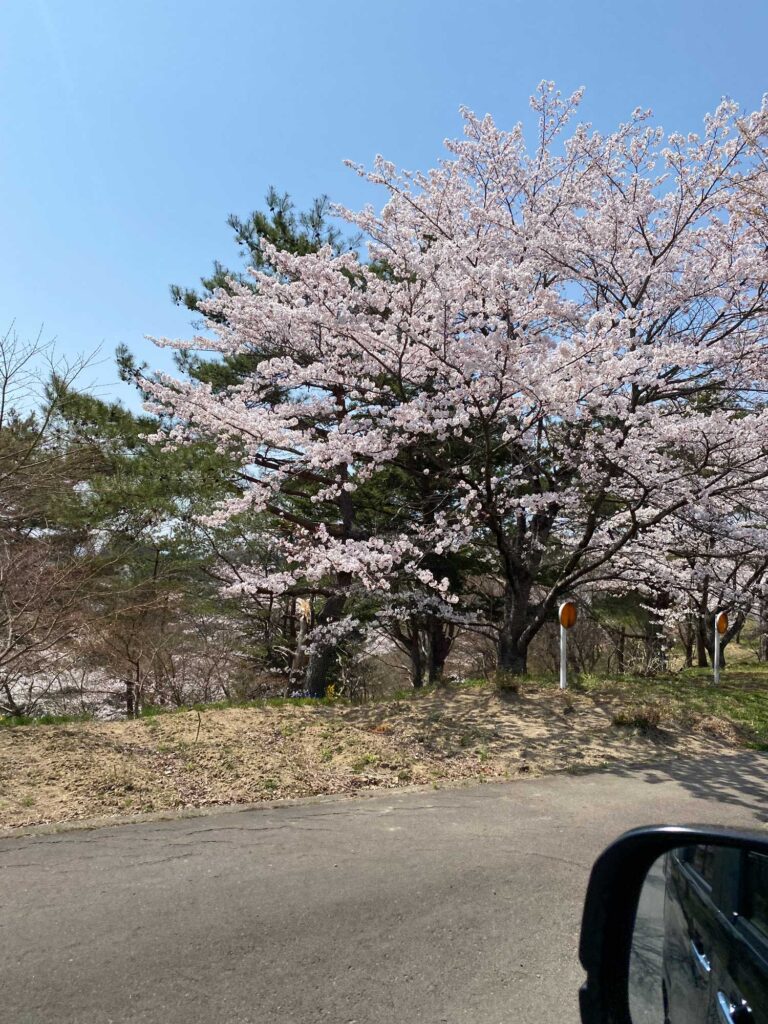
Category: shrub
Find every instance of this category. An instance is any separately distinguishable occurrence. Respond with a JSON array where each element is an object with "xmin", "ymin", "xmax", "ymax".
[{"xmin": 611, "ymin": 704, "xmax": 663, "ymax": 732}]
